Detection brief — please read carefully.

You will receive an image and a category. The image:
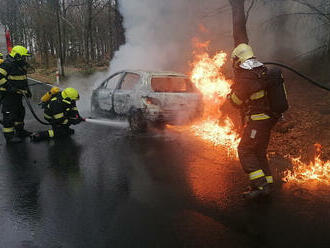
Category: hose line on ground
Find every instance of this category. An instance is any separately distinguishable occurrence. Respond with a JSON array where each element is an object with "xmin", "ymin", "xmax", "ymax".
[
  {"xmin": 263, "ymin": 62, "xmax": 330, "ymax": 91},
  {"xmin": 22, "ymin": 94, "xmax": 50, "ymax": 125}
]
